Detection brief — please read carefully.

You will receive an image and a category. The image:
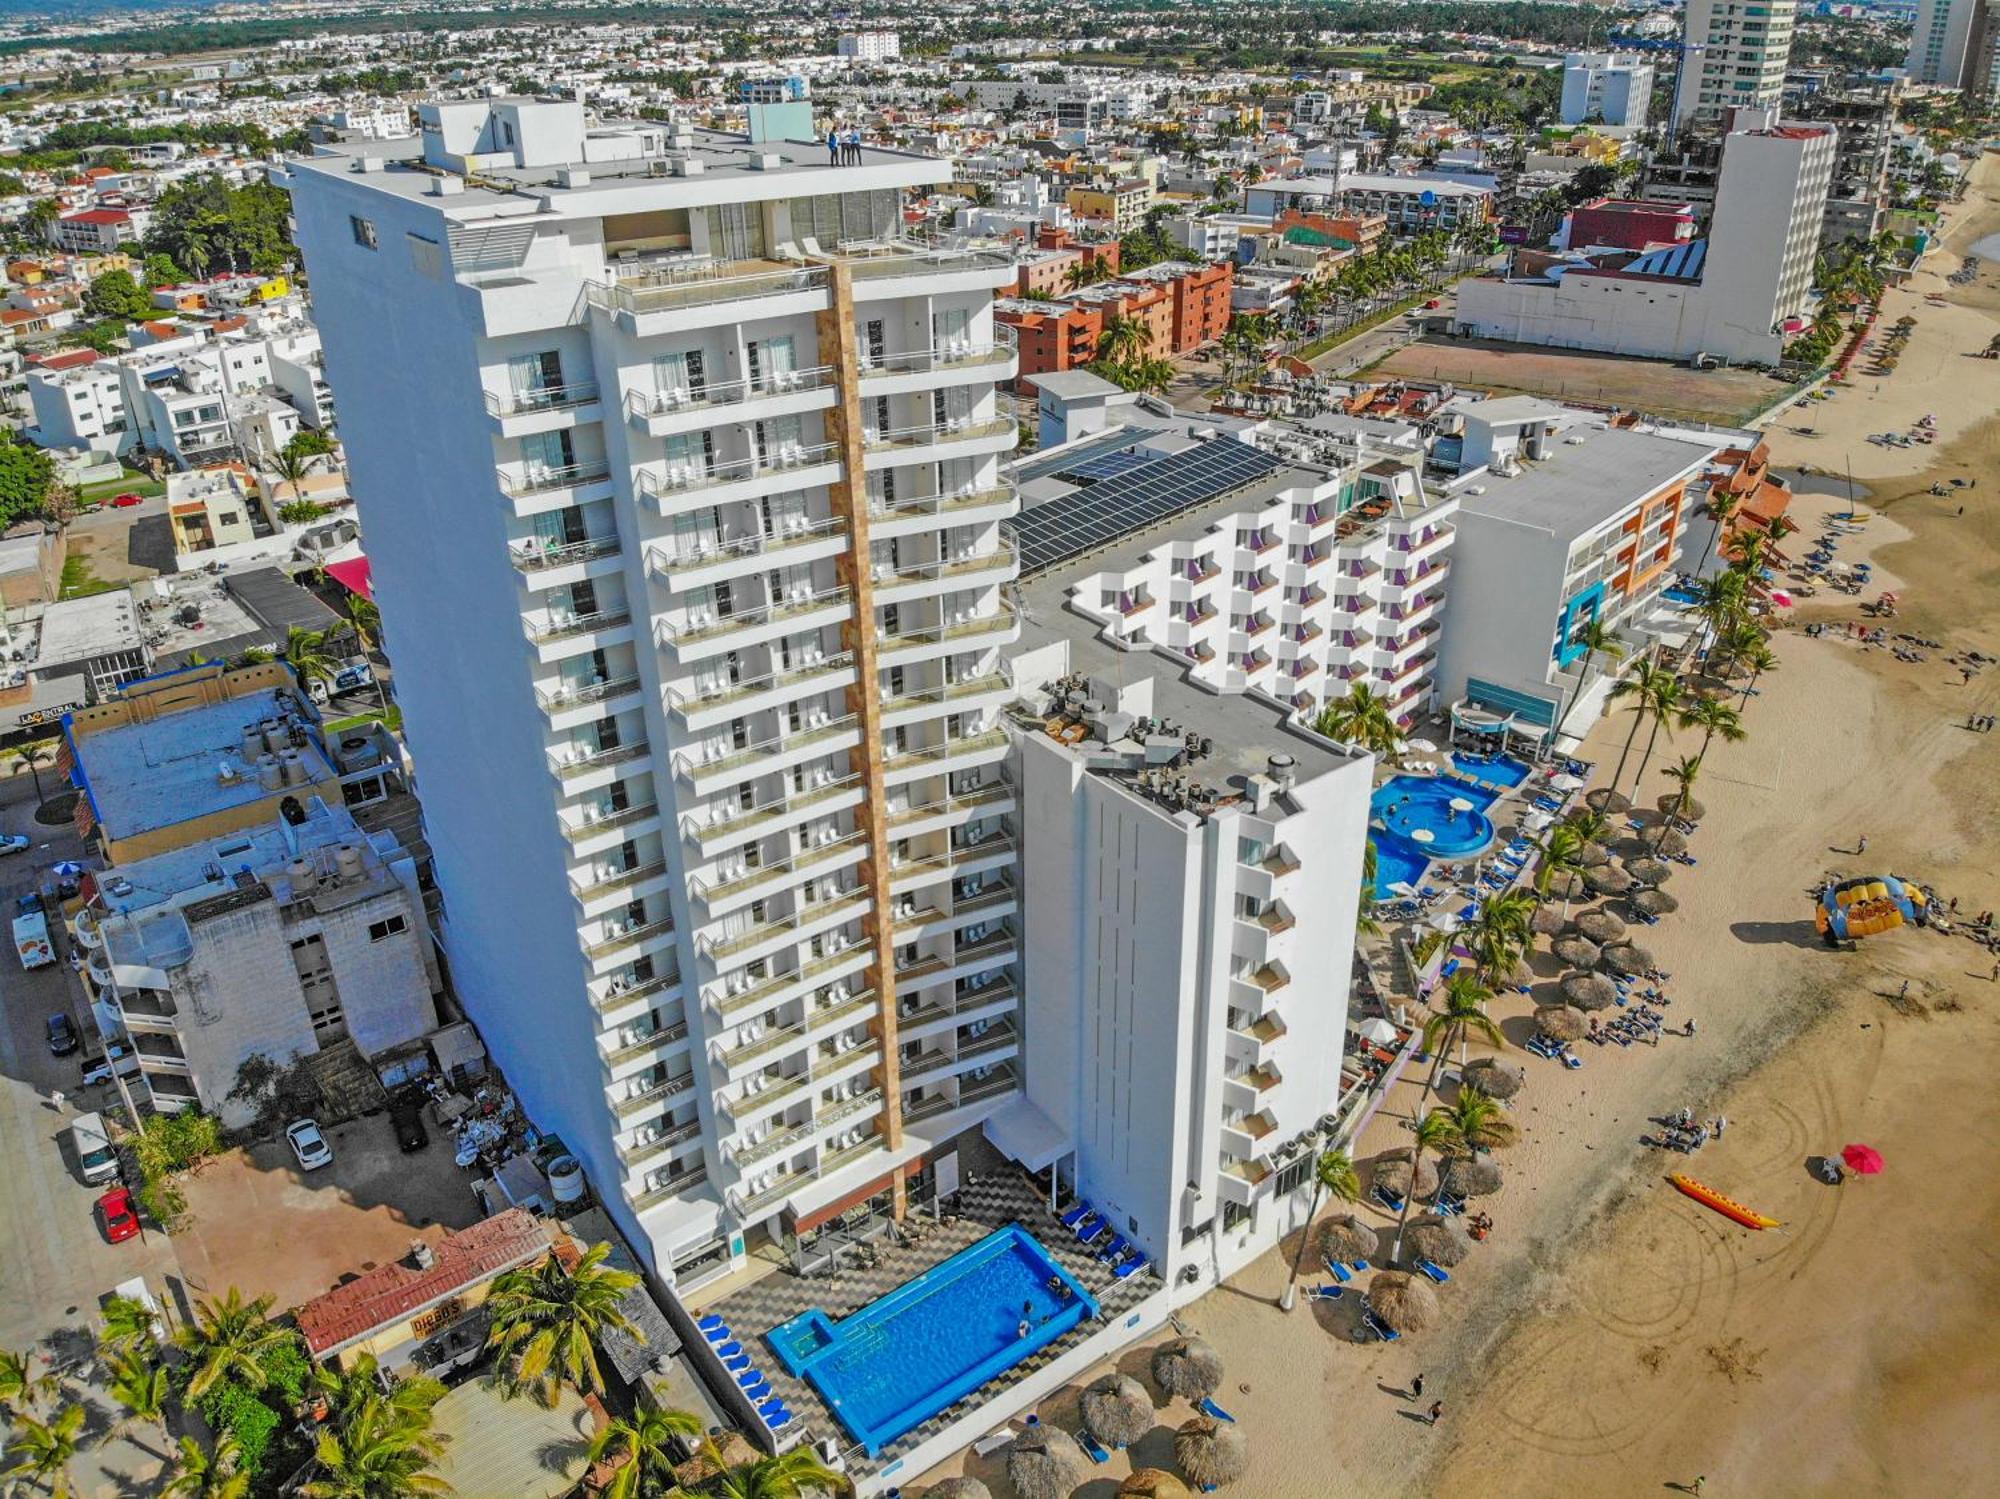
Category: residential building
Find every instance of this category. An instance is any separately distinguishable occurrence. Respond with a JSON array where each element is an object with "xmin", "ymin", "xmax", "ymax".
[
  {"xmin": 33, "ymin": 591, "xmax": 151, "ymax": 706},
  {"xmin": 63, "ymin": 662, "xmax": 437, "ymax": 1118},
  {"xmin": 1433, "ymin": 402, "xmax": 1723, "ymax": 751},
  {"xmin": 1558, "ymin": 198, "xmax": 1698, "ymax": 253},
  {"xmin": 1065, "ymin": 178, "xmax": 1152, "ymax": 236},
  {"xmin": 1331, "ymin": 173, "xmax": 1495, "ymax": 232},
  {"xmin": 837, "ymin": 32, "xmax": 901, "ymax": 63},
  {"xmin": 27, "ymin": 359, "xmax": 130, "ymax": 454},
  {"xmin": 1273, "ymin": 207, "xmax": 1388, "ymax": 257},
  {"xmin": 1454, "ymin": 113, "xmax": 1835, "ymax": 367},
  {"xmin": 280, "ymin": 98, "xmax": 1027, "ymax": 1287},
  {"xmin": 1797, "ymin": 81, "xmax": 1901, "ymax": 246},
  {"xmin": 1562, "ymin": 51, "xmax": 1657, "ymax": 126},
  {"xmin": 995, "ymin": 261, "xmax": 1233, "ymax": 391},
  {"xmin": 50, "ymin": 208, "xmax": 148, "ymax": 254},
  {"xmin": 1676, "ymin": 0, "xmax": 1799, "ymax": 125},
  {"xmin": 1905, "ymin": 0, "xmax": 2000, "ymax": 92},
  {"xmin": 166, "ymin": 466, "xmax": 265, "ymax": 557}
]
